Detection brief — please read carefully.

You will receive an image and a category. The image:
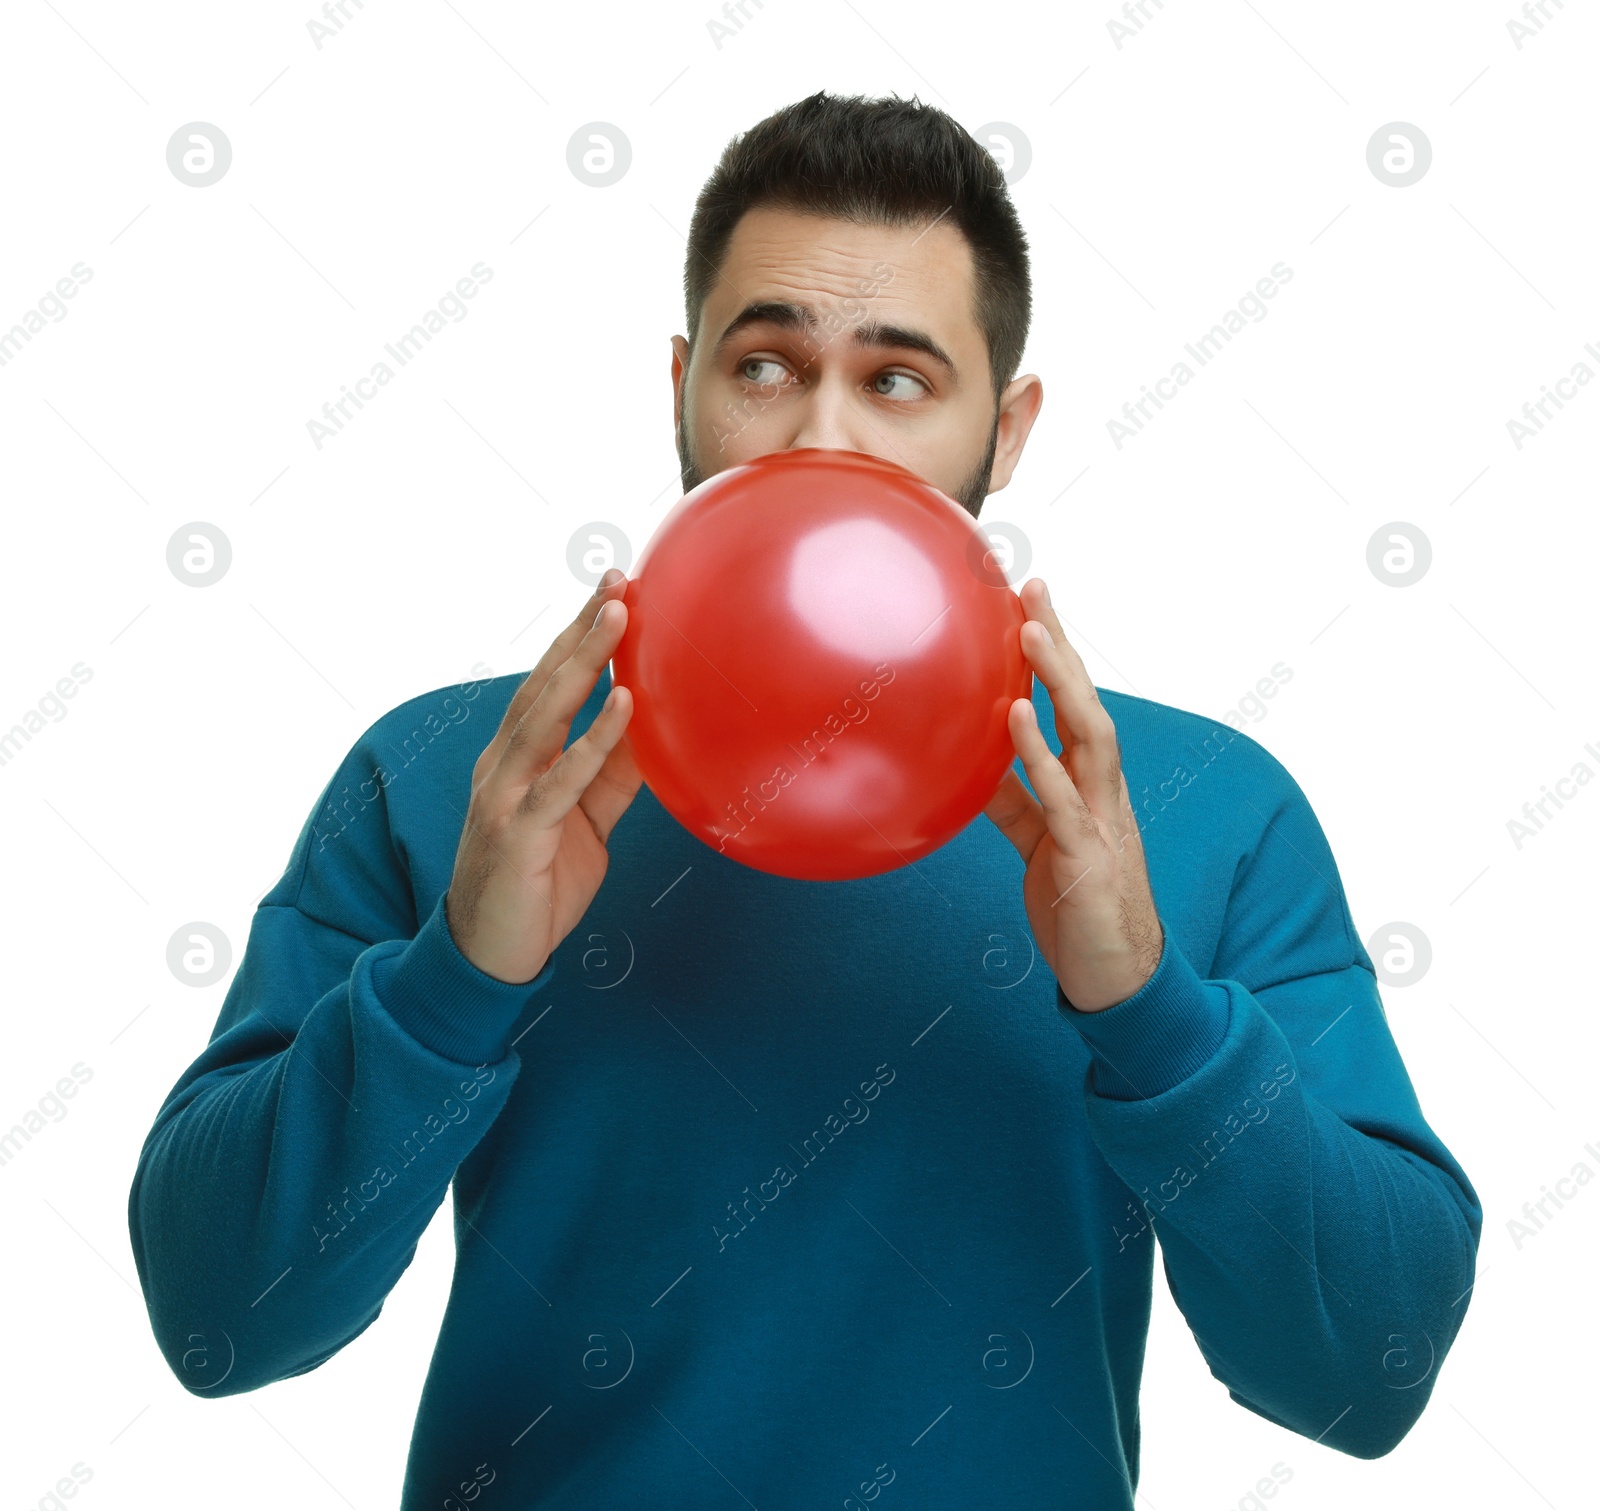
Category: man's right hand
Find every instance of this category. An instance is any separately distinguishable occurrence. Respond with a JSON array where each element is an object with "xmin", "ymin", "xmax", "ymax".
[{"xmin": 445, "ymin": 568, "xmax": 640, "ymax": 984}]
